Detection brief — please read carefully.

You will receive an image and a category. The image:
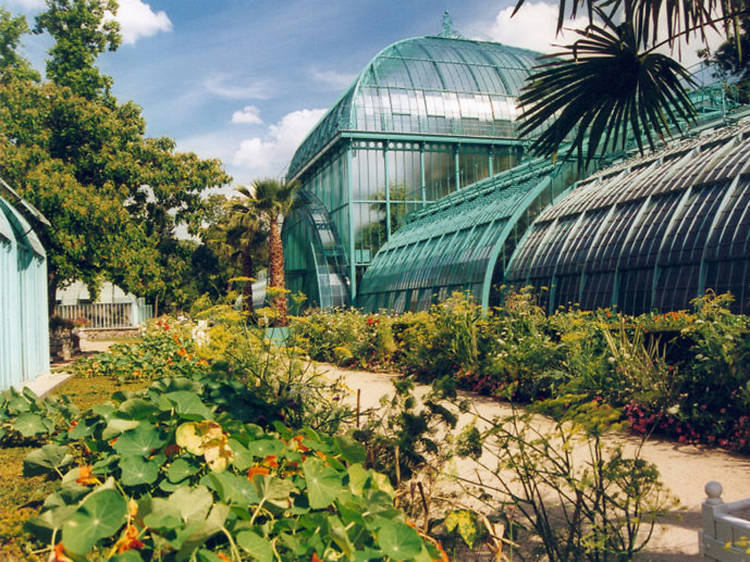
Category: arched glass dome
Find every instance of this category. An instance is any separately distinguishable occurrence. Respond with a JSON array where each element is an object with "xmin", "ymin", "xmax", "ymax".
[
  {"xmin": 287, "ymin": 36, "xmax": 542, "ymax": 179},
  {"xmin": 506, "ymin": 119, "xmax": 750, "ymax": 314}
]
